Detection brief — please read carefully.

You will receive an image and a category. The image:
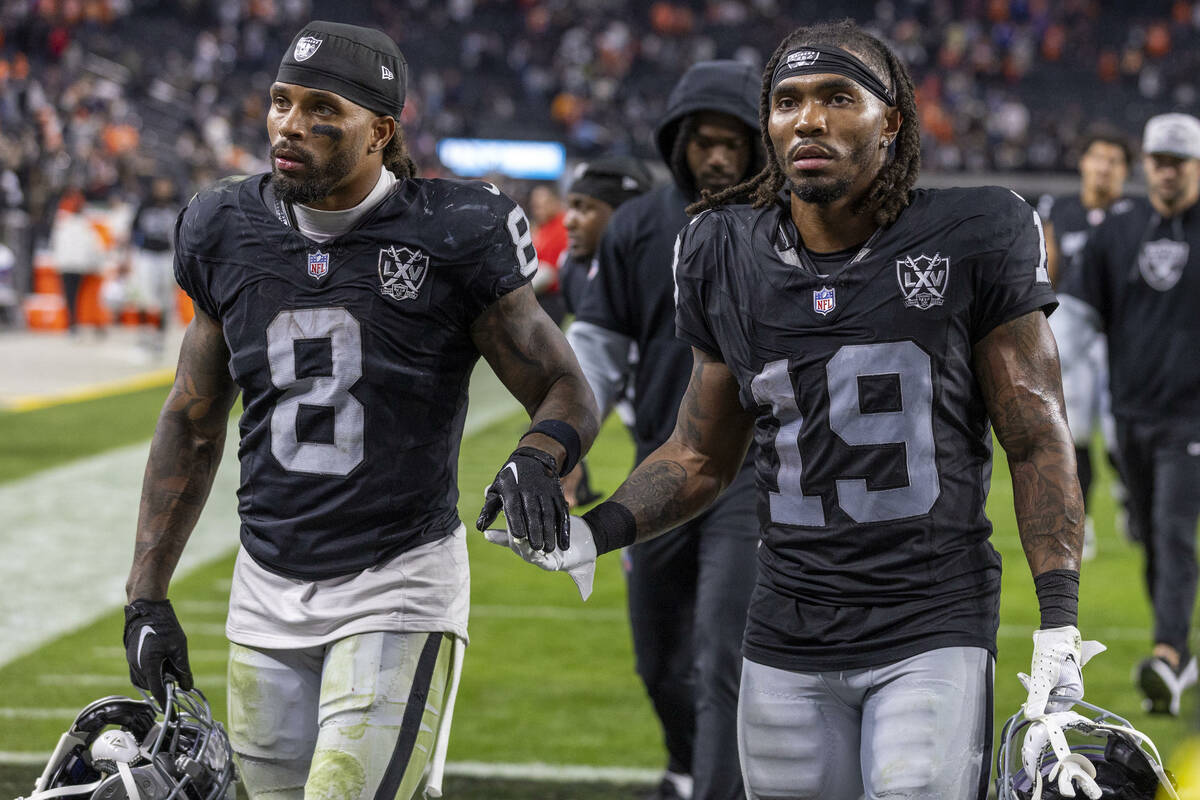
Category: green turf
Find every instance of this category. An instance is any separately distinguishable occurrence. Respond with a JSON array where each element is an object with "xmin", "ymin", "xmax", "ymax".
[
  {"xmin": 0, "ymin": 384, "xmax": 172, "ymax": 482},
  {"xmin": 1, "ymin": 389, "xmax": 1197, "ymax": 800}
]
